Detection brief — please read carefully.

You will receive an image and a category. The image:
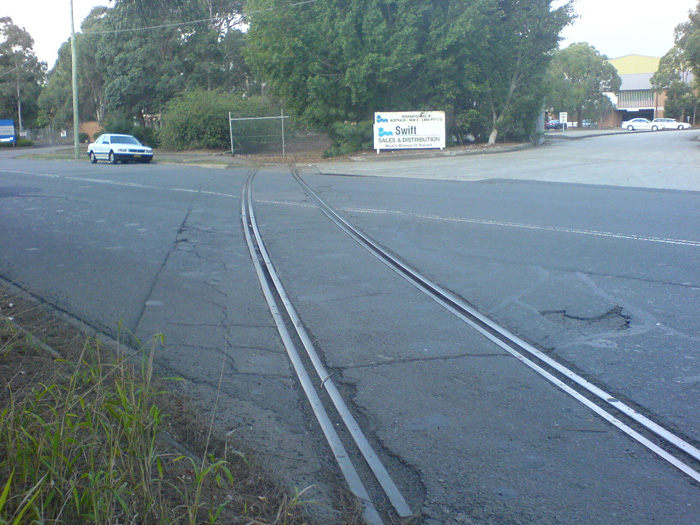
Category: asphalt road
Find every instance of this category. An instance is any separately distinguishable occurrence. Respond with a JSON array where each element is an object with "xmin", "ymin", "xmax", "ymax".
[{"xmin": 1, "ymin": 130, "xmax": 699, "ymax": 523}]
